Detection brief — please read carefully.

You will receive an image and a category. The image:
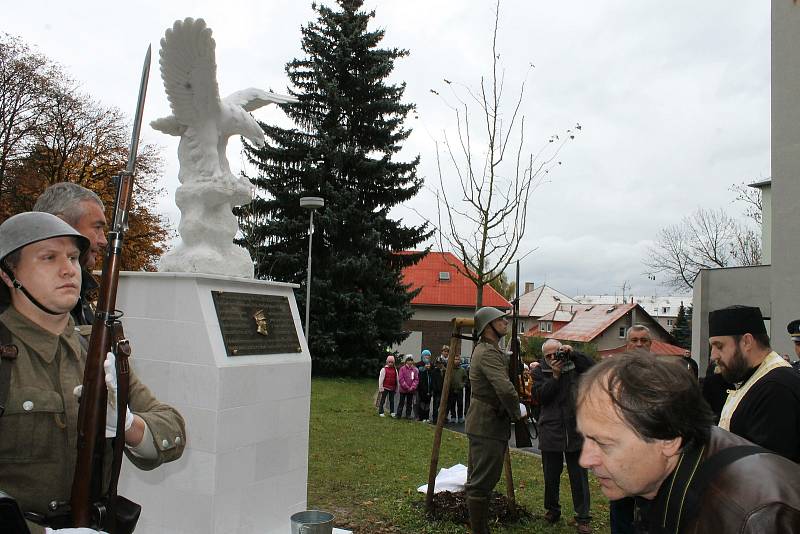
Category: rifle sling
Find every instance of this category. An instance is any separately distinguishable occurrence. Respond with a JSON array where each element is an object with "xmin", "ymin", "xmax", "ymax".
[
  {"xmin": 108, "ymin": 326, "xmax": 131, "ymax": 500},
  {"xmin": 0, "ymin": 320, "xmax": 18, "ymax": 418}
]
